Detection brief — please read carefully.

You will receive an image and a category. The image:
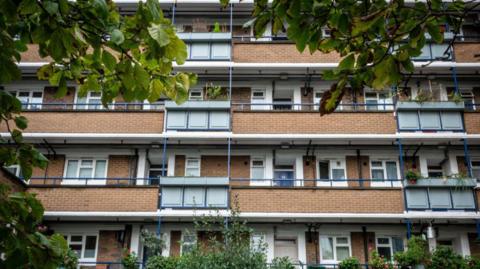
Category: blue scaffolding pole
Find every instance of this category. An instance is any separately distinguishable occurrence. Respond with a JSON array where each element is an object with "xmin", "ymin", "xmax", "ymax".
[
  {"xmin": 463, "ymin": 139, "xmax": 473, "ymax": 178},
  {"xmin": 157, "ymin": 137, "xmax": 168, "ymax": 236}
]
